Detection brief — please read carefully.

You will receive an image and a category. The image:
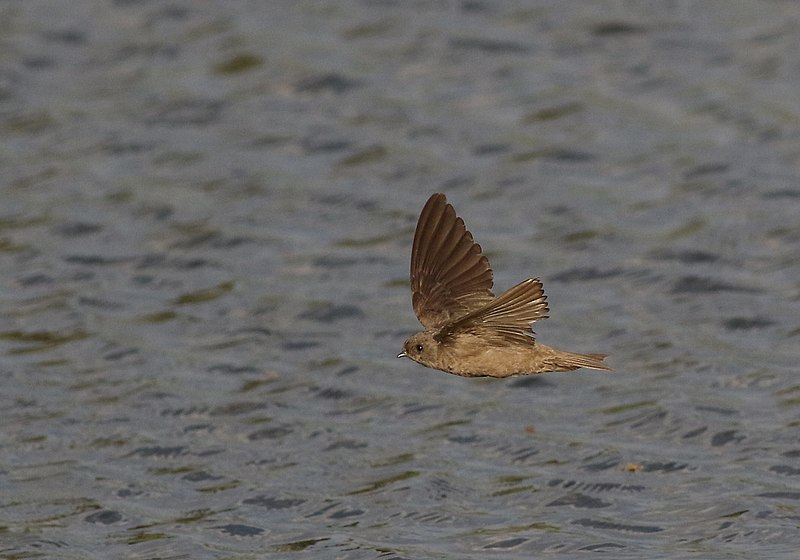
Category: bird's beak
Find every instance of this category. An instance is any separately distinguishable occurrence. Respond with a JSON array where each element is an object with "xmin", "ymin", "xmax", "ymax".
[{"xmin": 397, "ymin": 352, "xmax": 407, "ymax": 359}]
